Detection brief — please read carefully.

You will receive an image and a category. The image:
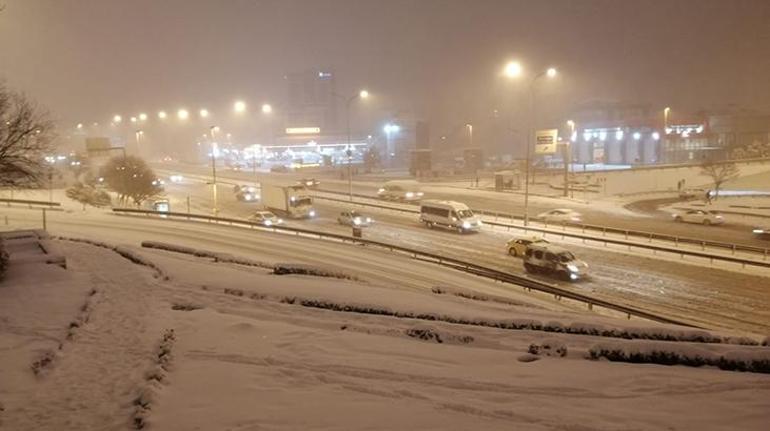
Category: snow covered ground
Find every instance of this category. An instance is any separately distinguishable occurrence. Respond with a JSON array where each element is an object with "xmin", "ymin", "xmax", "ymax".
[{"xmin": 1, "ymin": 234, "xmax": 769, "ymax": 430}]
